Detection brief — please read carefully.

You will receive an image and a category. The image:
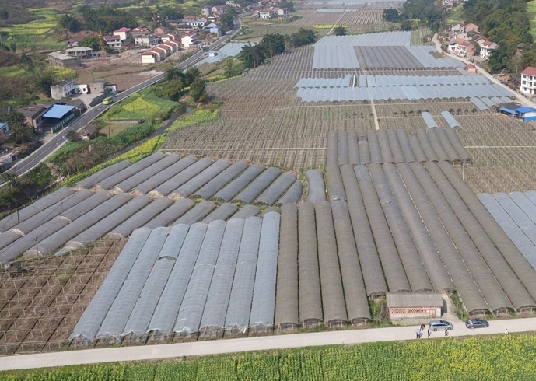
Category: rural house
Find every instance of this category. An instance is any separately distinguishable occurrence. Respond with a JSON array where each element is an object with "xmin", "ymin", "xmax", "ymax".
[
  {"xmin": 278, "ymin": 8, "xmax": 289, "ymax": 19},
  {"xmin": 113, "ymin": 27, "xmax": 131, "ymax": 41},
  {"xmin": 187, "ymin": 19, "xmax": 206, "ymax": 29},
  {"xmin": 47, "ymin": 52, "xmax": 80, "ymax": 68},
  {"xmin": 17, "ymin": 105, "xmax": 48, "ymax": 131},
  {"xmin": 202, "ymin": 6, "xmax": 212, "ymax": 17},
  {"xmin": 103, "ymin": 35, "xmax": 122, "ymax": 49},
  {"xmin": 132, "ymin": 26, "xmax": 159, "ymax": 46},
  {"xmin": 479, "ymin": 40, "xmax": 497, "ymax": 60},
  {"xmin": 520, "ymin": 67, "xmax": 536, "ymax": 95},
  {"xmin": 181, "ymin": 33, "xmax": 197, "ymax": 48},
  {"xmin": 51, "ymin": 80, "xmax": 76, "ymax": 100},
  {"xmin": 387, "ymin": 292, "xmax": 444, "ymax": 321},
  {"xmin": 260, "ymin": 10, "xmax": 275, "ymax": 19}
]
